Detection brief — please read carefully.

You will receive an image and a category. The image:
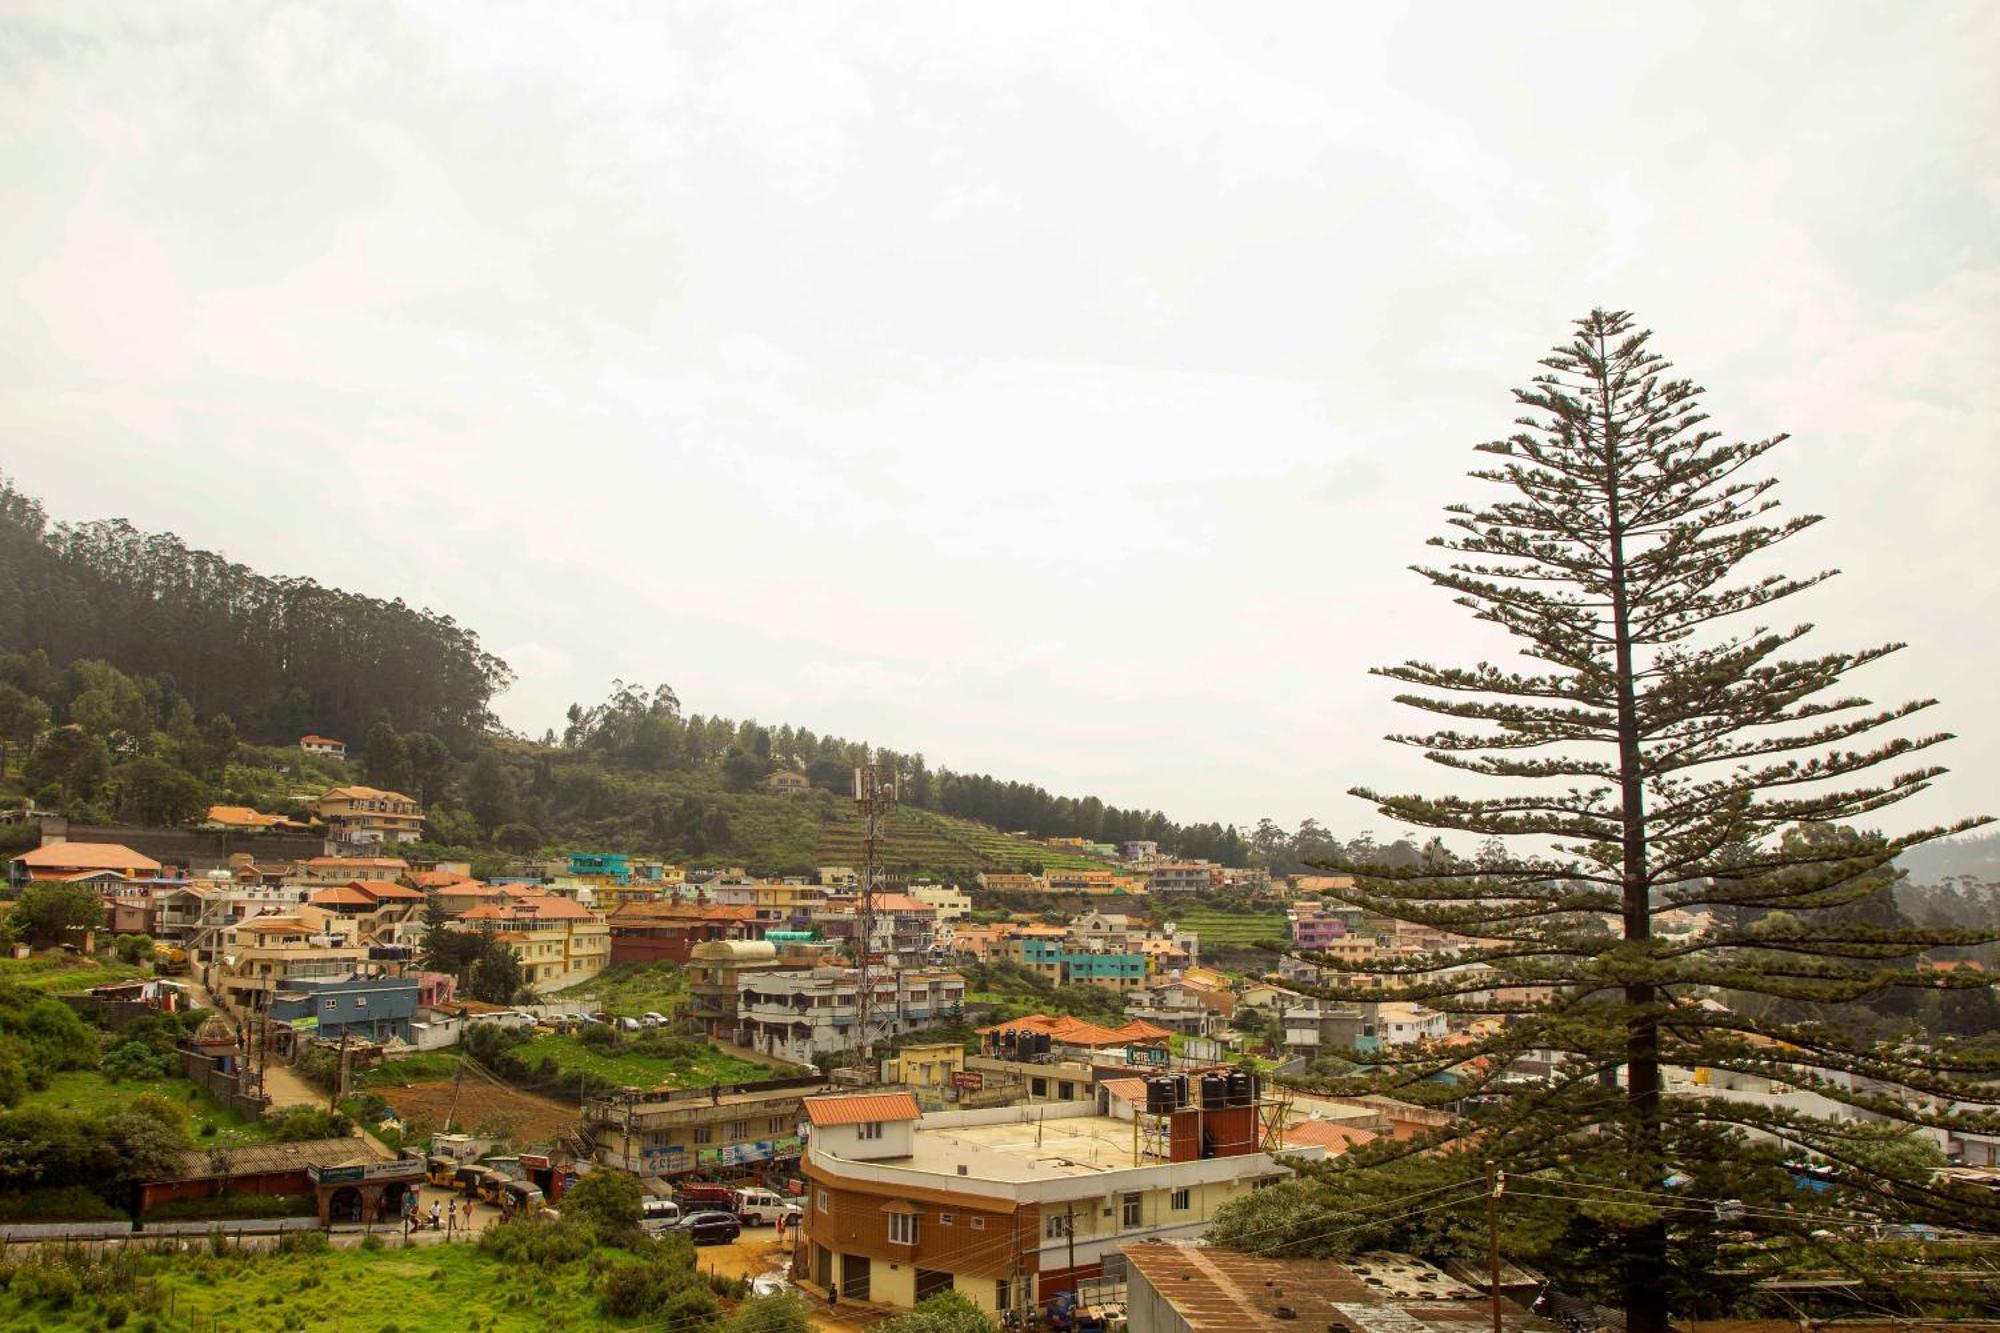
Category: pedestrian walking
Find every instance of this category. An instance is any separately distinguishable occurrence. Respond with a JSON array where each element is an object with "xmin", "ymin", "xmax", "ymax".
[{"xmin": 429, "ymin": 1200, "xmax": 442, "ymax": 1231}]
